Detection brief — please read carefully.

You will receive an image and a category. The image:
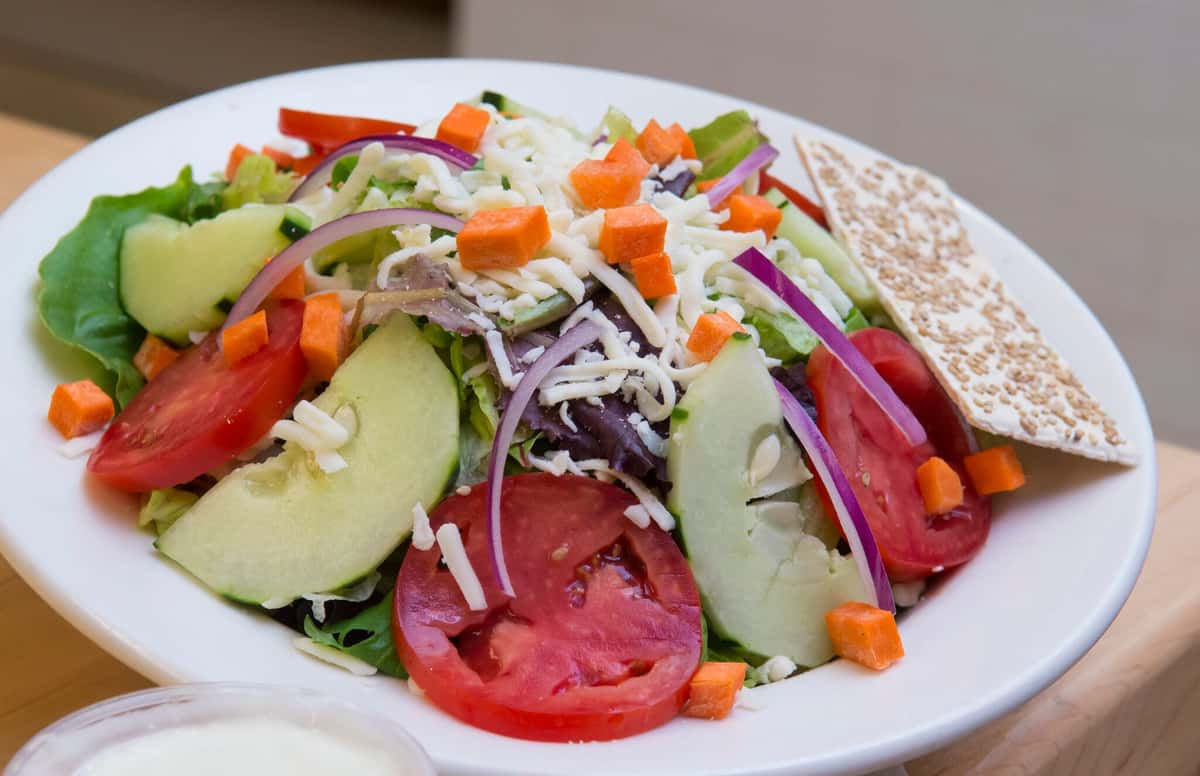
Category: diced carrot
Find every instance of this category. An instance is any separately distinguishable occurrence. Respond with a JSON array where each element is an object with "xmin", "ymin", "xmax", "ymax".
[
  {"xmin": 686, "ymin": 311, "xmax": 746, "ymax": 362},
  {"xmin": 683, "ymin": 661, "xmax": 746, "ymax": 720},
  {"xmin": 568, "ymin": 160, "xmax": 643, "ymax": 209},
  {"xmin": 916, "ymin": 456, "xmax": 965, "ymax": 515},
  {"xmin": 300, "ymin": 293, "xmax": 346, "ymax": 381},
  {"xmin": 964, "ymin": 445, "xmax": 1027, "ymax": 495},
  {"xmin": 133, "ymin": 334, "xmax": 180, "ymax": 381},
  {"xmin": 291, "ymin": 151, "xmax": 327, "ymax": 176},
  {"xmin": 605, "ymin": 137, "xmax": 651, "ymax": 179},
  {"xmin": 260, "ymin": 145, "xmax": 296, "ymax": 170},
  {"xmin": 696, "ymin": 179, "xmax": 720, "ymax": 193},
  {"xmin": 630, "ymin": 252, "xmax": 677, "ymax": 299},
  {"xmin": 457, "ymin": 206, "xmax": 552, "ymax": 271},
  {"xmin": 720, "ymin": 193, "xmax": 783, "ymax": 240},
  {"xmin": 668, "ymin": 122, "xmax": 696, "ymax": 159},
  {"xmin": 225, "ymin": 143, "xmax": 254, "ymax": 181},
  {"xmin": 264, "ymin": 256, "xmax": 306, "ymax": 300},
  {"xmin": 221, "ymin": 310, "xmax": 269, "ymax": 367},
  {"xmin": 636, "ymin": 119, "xmax": 684, "ymax": 166},
  {"xmin": 47, "ymin": 380, "xmax": 114, "ymax": 439},
  {"xmin": 436, "ymin": 102, "xmax": 491, "ymax": 153},
  {"xmin": 598, "ymin": 203, "xmax": 667, "ymax": 264},
  {"xmin": 826, "ymin": 602, "xmax": 905, "ymax": 671}
]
